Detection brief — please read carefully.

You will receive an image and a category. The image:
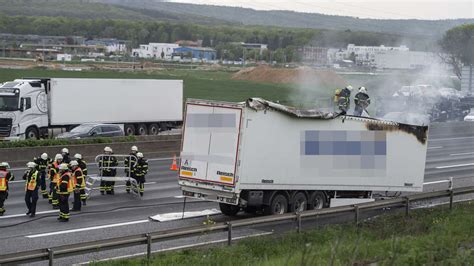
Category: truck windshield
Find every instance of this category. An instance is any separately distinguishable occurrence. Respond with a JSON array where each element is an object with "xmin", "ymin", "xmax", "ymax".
[{"xmin": 0, "ymin": 95, "xmax": 19, "ymax": 111}]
